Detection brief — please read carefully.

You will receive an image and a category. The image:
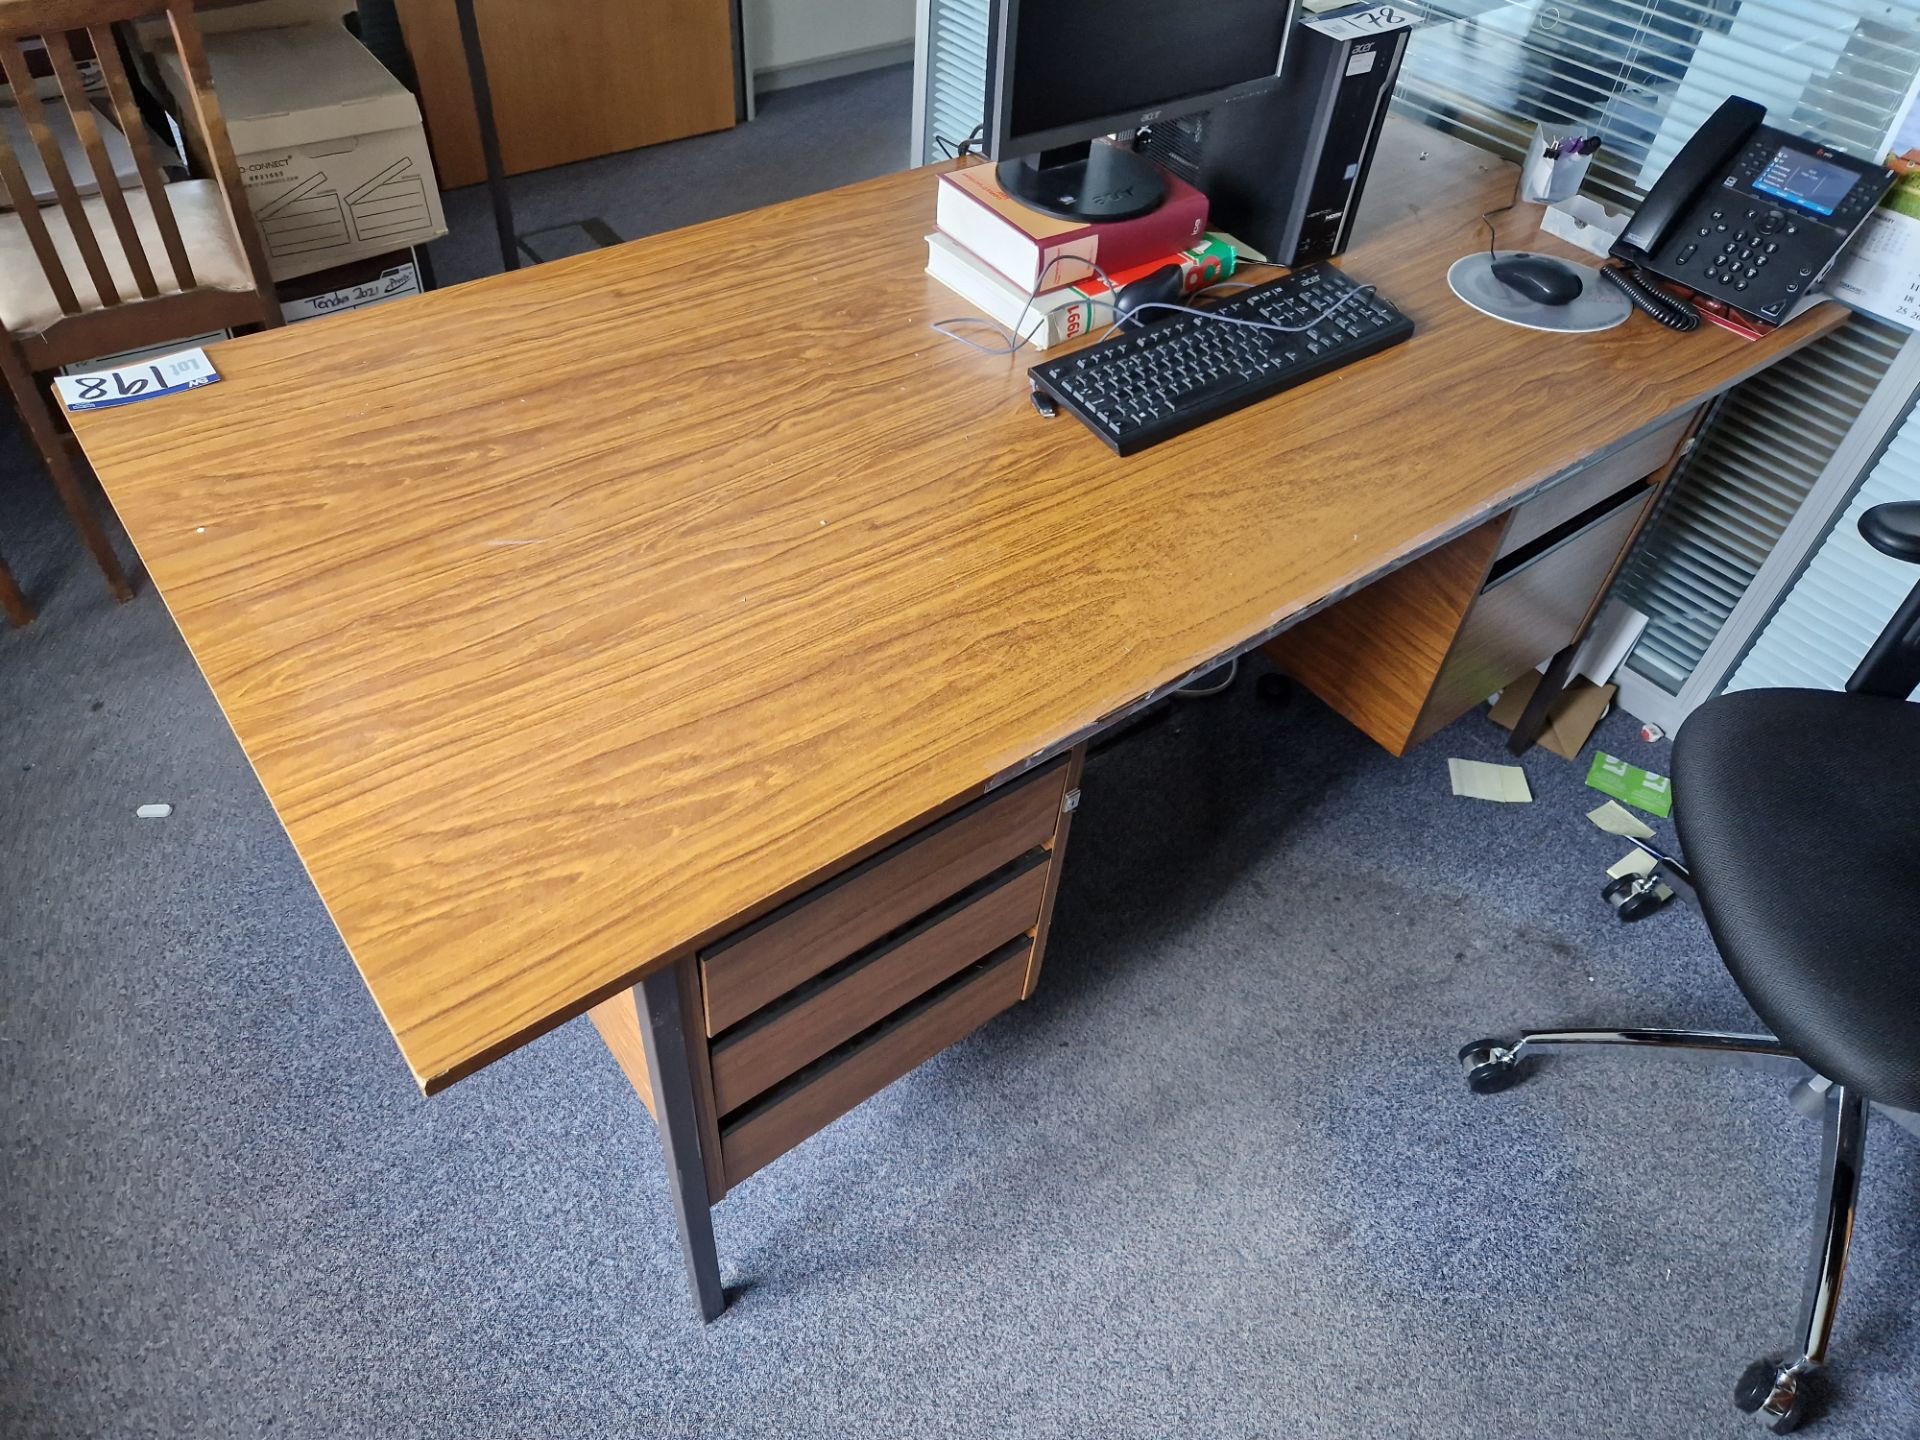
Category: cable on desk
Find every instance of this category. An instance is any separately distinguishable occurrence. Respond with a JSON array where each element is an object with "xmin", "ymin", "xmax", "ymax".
[
  {"xmin": 1600, "ymin": 263, "xmax": 1702, "ymax": 331},
  {"xmin": 932, "ymin": 254, "xmax": 1373, "ymax": 360},
  {"xmin": 932, "ymin": 124, "xmax": 986, "ymax": 160},
  {"xmin": 1479, "ymin": 166, "xmax": 1527, "ymax": 262},
  {"xmin": 1172, "ymin": 656, "xmax": 1239, "ymax": 698},
  {"xmin": 1106, "ymin": 283, "xmax": 1380, "ymax": 341},
  {"xmin": 929, "ymin": 254, "xmax": 1122, "ymax": 357}
]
